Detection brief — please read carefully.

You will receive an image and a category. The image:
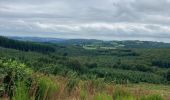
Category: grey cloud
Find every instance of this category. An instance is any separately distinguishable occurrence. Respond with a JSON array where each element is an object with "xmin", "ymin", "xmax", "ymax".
[{"xmin": 0, "ymin": 0, "xmax": 170, "ymax": 42}]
